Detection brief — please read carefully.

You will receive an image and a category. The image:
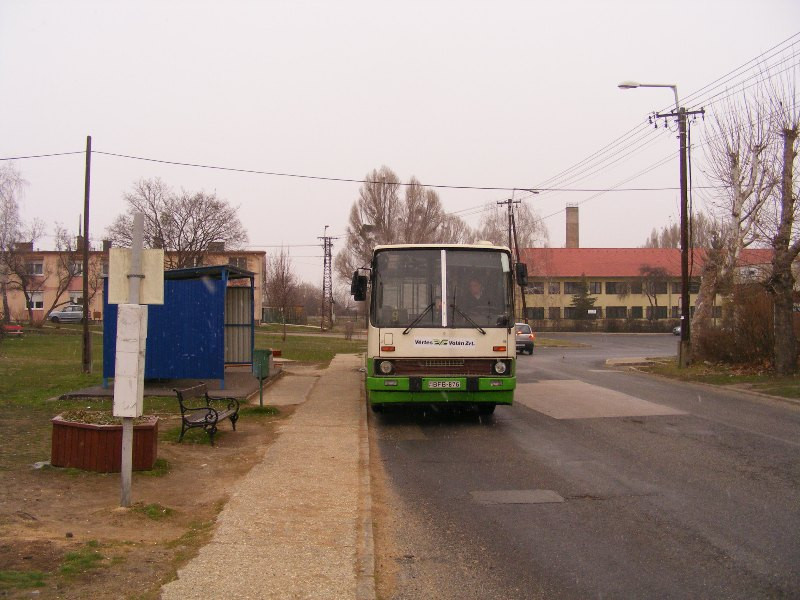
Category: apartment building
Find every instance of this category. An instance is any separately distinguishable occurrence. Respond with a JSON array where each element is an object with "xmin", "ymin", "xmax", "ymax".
[
  {"xmin": 519, "ymin": 247, "xmax": 773, "ymax": 325},
  {"xmin": 1, "ymin": 240, "xmax": 266, "ymax": 324}
]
